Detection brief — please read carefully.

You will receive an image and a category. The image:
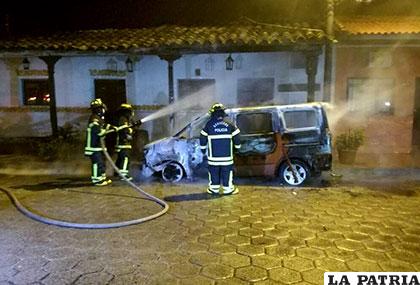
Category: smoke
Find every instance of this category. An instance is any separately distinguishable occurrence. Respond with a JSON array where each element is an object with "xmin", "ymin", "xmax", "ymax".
[
  {"xmin": 141, "ymin": 86, "xmax": 216, "ymax": 123},
  {"xmin": 327, "ymin": 41, "xmax": 403, "ymax": 131},
  {"xmin": 324, "ymin": 40, "xmax": 418, "ymax": 168}
]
